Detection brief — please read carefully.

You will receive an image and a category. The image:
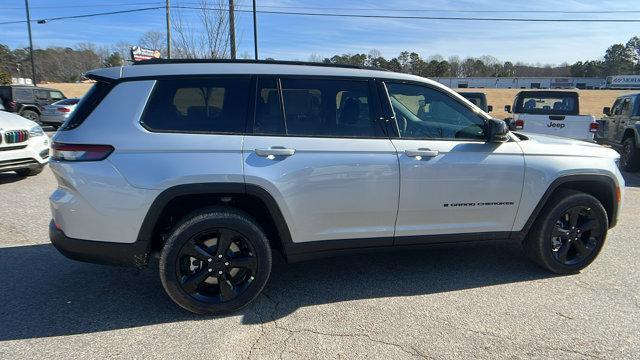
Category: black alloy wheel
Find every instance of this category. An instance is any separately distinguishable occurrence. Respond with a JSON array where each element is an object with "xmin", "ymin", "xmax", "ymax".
[
  {"xmin": 523, "ymin": 189, "xmax": 608, "ymax": 275},
  {"xmin": 160, "ymin": 207, "xmax": 272, "ymax": 315},
  {"xmin": 549, "ymin": 206, "xmax": 602, "ymax": 266},
  {"xmin": 176, "ymin": 228, "xmax": 258, "ymax": 303}
]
